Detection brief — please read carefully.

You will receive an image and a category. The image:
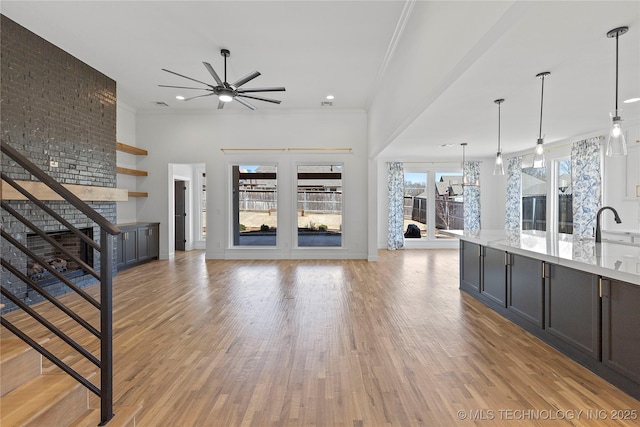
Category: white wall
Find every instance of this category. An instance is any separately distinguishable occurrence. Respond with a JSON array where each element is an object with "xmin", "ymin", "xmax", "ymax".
[
  {"xmin": 115, "ymin": 101, "xmax": 138, "ymax": 224},
  {"xmin": 135, "ymin": 109, "xmax": 368, "ymax": 260}
]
